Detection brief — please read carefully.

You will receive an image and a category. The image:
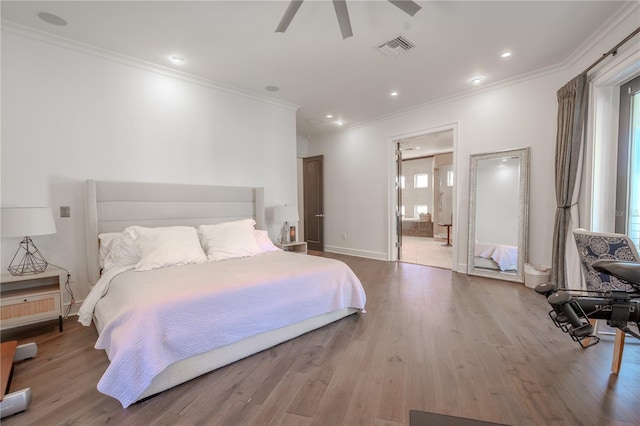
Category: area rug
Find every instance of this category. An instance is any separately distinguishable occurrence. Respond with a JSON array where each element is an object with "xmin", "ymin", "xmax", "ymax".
[{"xmin": 409, "ymin": 410, "xmax": 508, "ymax": 426}]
